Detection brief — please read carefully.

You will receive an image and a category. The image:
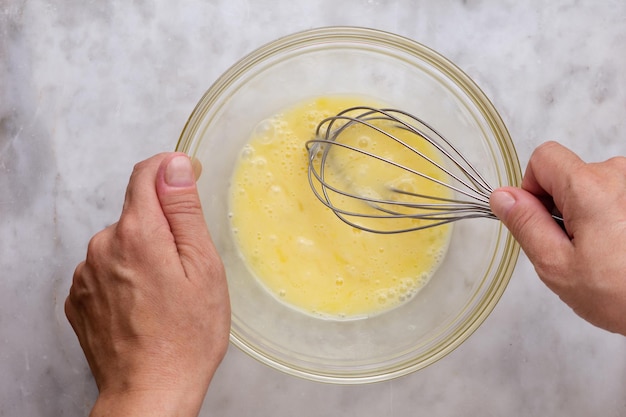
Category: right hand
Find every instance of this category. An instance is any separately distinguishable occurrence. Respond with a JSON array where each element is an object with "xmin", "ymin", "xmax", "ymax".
[{"xmin": 489, "ymin": 141, "xmax": 626, "ymax": 335}]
